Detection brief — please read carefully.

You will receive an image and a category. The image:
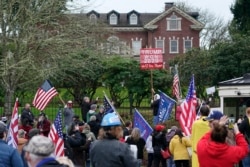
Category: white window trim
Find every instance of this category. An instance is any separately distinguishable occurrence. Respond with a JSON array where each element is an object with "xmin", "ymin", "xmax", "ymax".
[
  {"xmin": 89, "ymin": 13, "xmax": 97, "ymax": 23},
  {"xmin": 169, "ymin": 38, "xmax": 179, "ymax": 54},
  {"xmin": 131, "ymin": 38, "xmax": 142, "ymax": 55},
  {"xmin": 130, "ymin": 13, "xmax": 138, "ymax": 25},
  {"xmin": 110, "ymin": 13, "xmax": 118, "ymax": 25},
  {"xmin": 166, "ymin": 13, "xmax": 182, "ymax": 31},
  {"xmin": 155, "ymin": 39, "xmax": 165, "ymax": 53},
  {"xmin": 183, "ymin": 38, "xmax": 193, "ymax": 53}
]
